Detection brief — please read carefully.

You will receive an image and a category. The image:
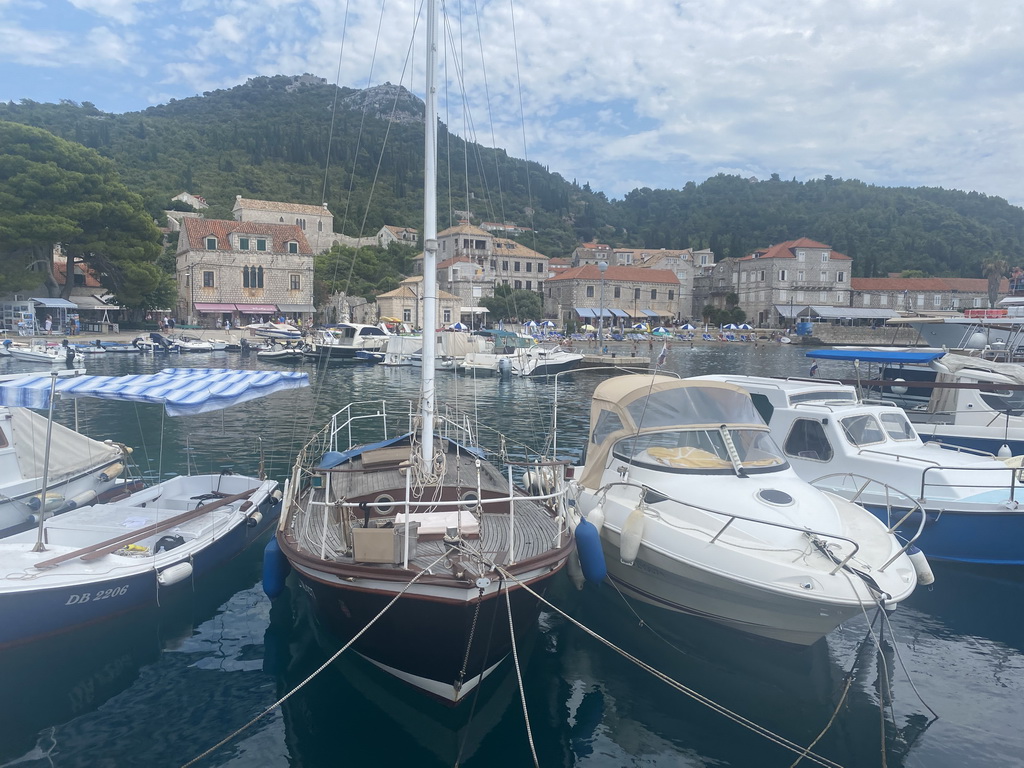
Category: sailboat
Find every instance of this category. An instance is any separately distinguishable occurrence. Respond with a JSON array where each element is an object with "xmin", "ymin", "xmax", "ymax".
[{"xmin": 273, "ymin": 1, "xmax": 575, "ymax": 704}]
